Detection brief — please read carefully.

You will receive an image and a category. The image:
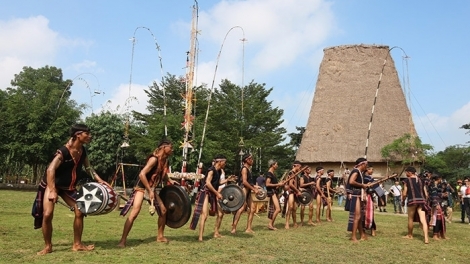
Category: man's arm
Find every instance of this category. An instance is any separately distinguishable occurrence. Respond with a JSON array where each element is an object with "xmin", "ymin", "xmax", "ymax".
[
  {"xmin": 288, "ymin": 173, "xmax": 301, "ymax": 195},
  {"xmin": 46, "ymin": 154, "xmax": 62, "ymax": 202},
  {"xmin": 242, "ymin": 167, "xmax": 258, "ymax": 193},
  {"xmin": 138, "ymin": 157, "xmax": 158, "ymax": 194}
]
